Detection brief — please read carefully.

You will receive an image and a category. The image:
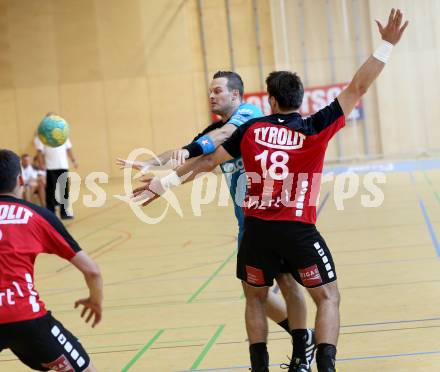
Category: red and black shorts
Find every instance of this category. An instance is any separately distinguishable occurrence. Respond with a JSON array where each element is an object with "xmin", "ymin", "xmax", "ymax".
[
  {"xmin": 0, "ymin": 312, "xmax": 90, "ymax": 371},
  {"xmin": 237, "ymin": 217, "xmax": 337, "ymax": 288}
]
